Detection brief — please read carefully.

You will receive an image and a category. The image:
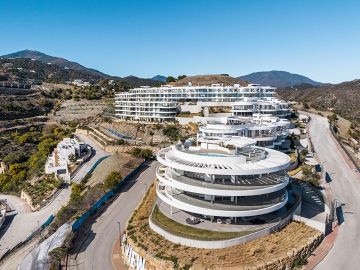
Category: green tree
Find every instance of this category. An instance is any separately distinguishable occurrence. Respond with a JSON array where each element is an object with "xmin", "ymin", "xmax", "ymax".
[
  {"xmin": 104, "ymin": 171, "xmax": 122, "ymax": 190},
  {"xmin": 166, "ymin": 76, "xmax": 176, "ymax": 83}
]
